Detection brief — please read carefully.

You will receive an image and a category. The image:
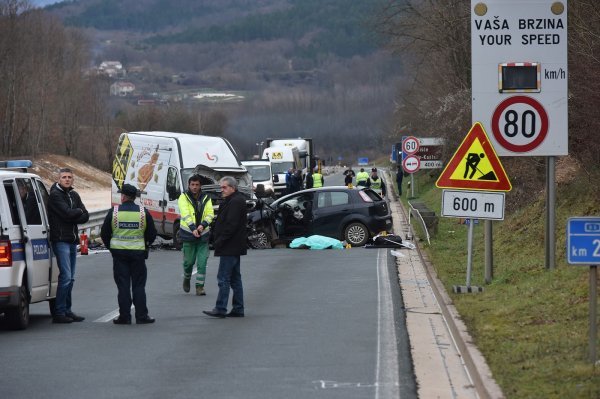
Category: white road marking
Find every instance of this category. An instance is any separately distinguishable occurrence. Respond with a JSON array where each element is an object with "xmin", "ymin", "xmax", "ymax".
[
  {"xmin": 94, "ymin": 305, "xmax": 134, "ymax": 323},
  {"xmin": 375, "ymin": 249, "xmax": 401, "ymax": 399}
]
